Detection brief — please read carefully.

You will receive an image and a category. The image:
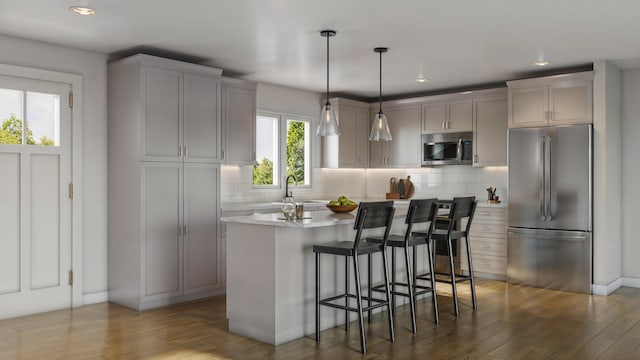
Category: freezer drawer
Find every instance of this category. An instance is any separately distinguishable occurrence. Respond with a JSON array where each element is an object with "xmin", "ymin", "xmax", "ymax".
[{"xmin": 507, "ymin": 228, "xmax": 591, "ymax": 293}]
